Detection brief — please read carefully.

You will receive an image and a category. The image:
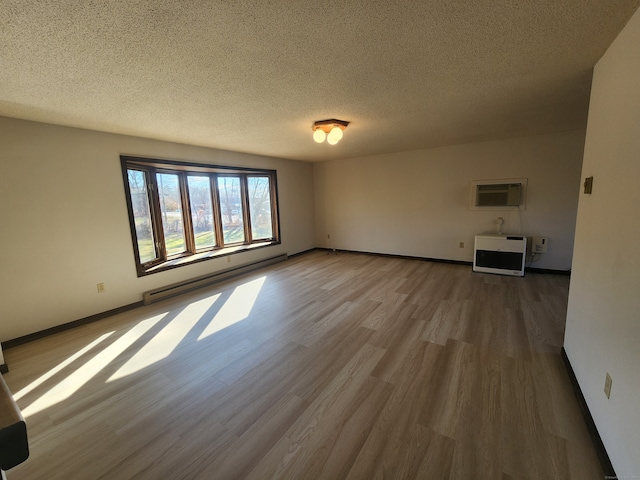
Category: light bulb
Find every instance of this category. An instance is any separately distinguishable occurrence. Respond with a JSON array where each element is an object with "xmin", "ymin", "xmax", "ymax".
[
  {"xmin": 327, "ymin": 126, "xmax": 343, "ymax": 145},
  {"xmin": 313, "ymin": 129, "xmax": 326, "ymax": 143}
]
